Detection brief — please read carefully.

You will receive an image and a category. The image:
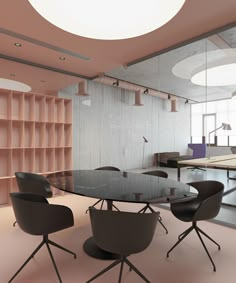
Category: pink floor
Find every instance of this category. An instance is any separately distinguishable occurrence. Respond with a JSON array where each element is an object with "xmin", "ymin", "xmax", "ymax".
[{"xmin": 1, "ymin": 194, "xmax": 236, "ymax": 283}]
